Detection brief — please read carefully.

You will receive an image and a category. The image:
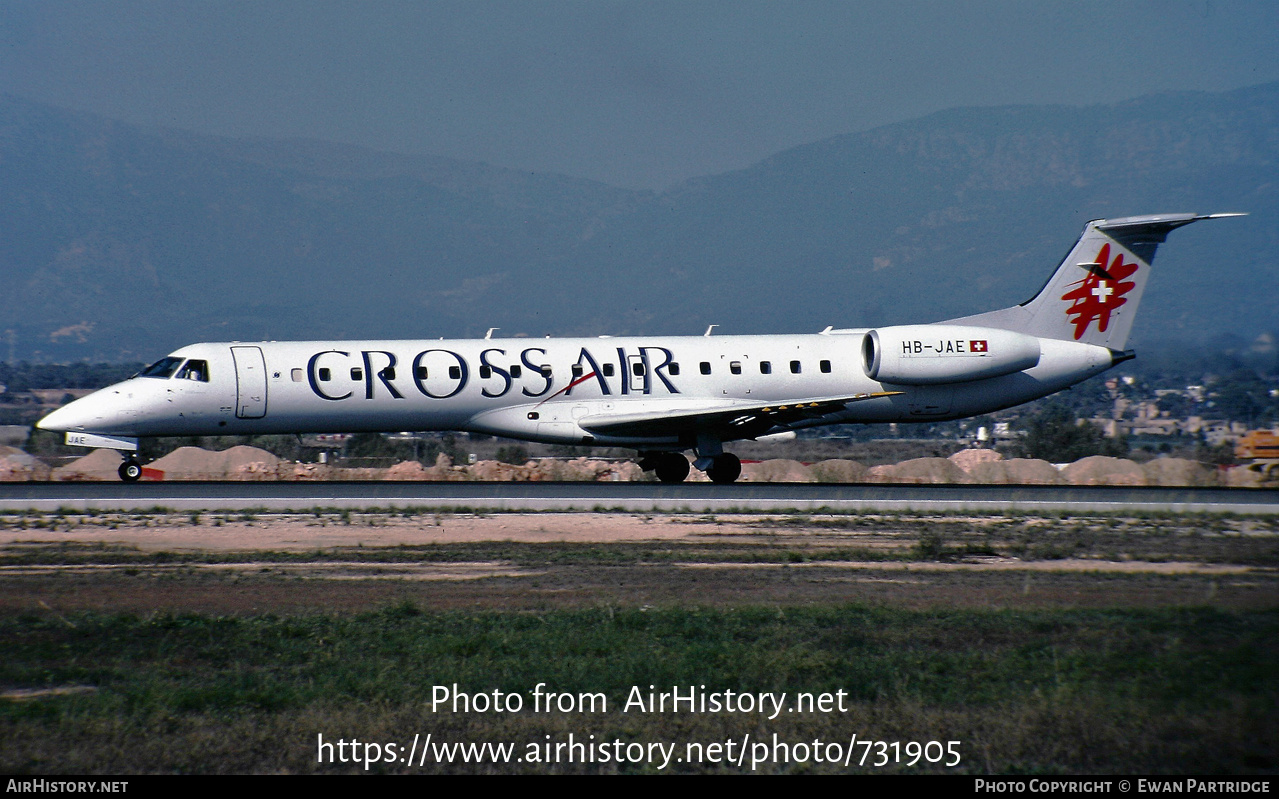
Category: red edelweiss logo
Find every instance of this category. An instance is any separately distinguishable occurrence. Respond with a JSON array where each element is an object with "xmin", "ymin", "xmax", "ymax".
[{"xmin": 1061, "ymin": 243, "xmax": 1138, "ymax": 340}]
